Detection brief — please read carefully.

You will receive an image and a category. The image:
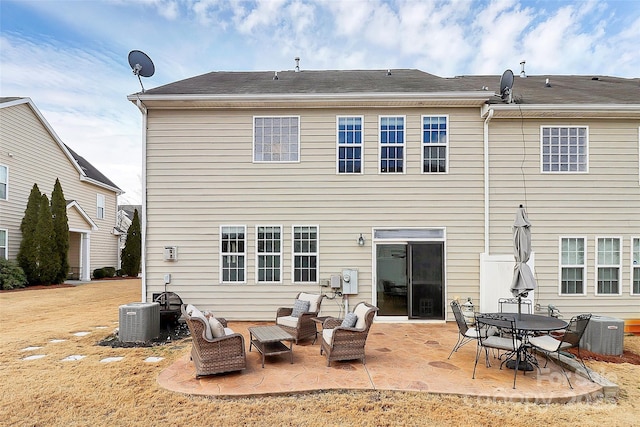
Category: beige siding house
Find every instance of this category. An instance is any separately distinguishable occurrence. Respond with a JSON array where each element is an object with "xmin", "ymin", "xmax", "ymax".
[
  {"xmin": 0, "ymin": 97, "xmax": 122, "ymax": 280},
  {"xmin": 129, "ymin": 69, "xmax": 639, "ymax": 322}
]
